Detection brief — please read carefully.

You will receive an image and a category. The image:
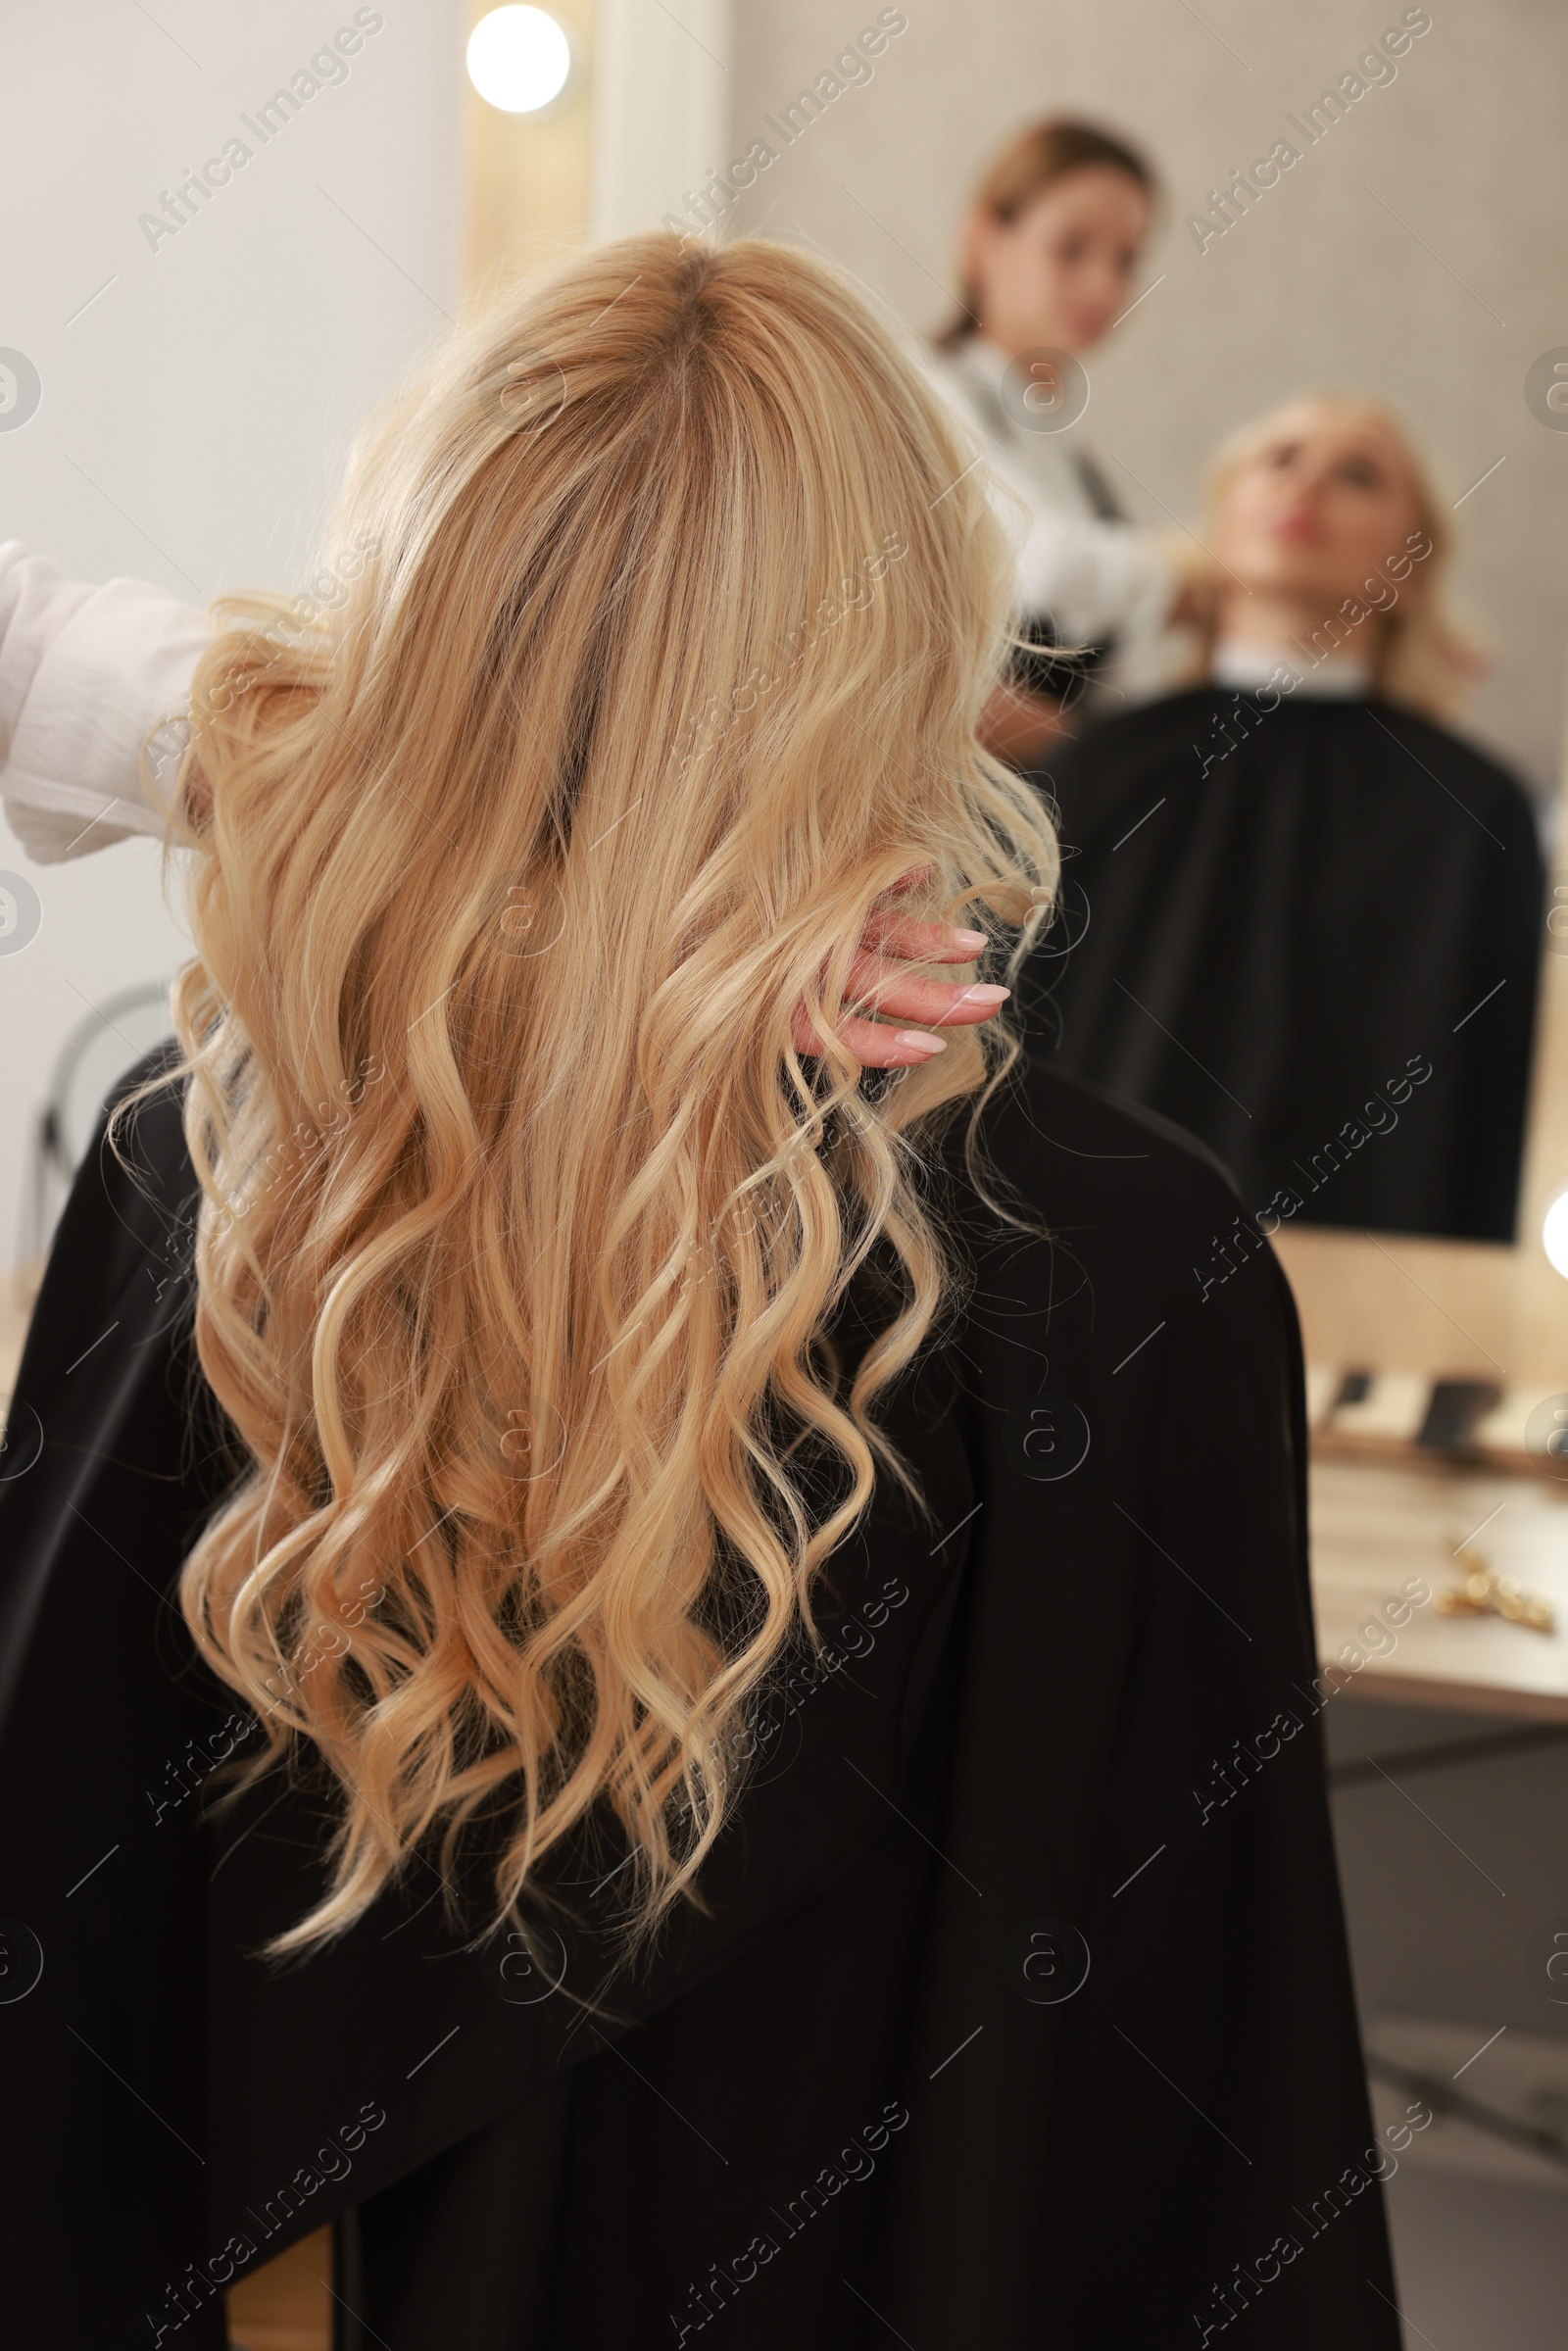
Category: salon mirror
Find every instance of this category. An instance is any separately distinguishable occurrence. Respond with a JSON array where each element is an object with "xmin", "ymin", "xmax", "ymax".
[
  {"xmin": 837, "ymin": 0, "xmax": 1565, "ymax": 1266},
  {"xmin": 505, "ymin": 0, "xmax": 1568, "ymax": 1393}
]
